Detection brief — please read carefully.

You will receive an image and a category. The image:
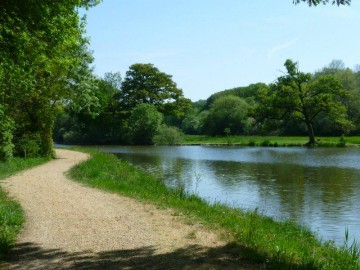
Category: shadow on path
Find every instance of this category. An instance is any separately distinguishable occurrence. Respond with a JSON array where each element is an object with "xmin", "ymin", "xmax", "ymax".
[{"xmin": 2, "ymin": 242, "xmax": 265, "ymax": 270}]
